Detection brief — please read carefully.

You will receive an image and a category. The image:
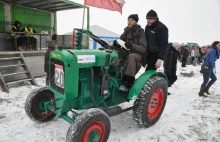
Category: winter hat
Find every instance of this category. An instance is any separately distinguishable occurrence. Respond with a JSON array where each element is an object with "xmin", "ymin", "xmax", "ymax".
[
  {"xmin": 48, "ymin": 41, "xmax": 57, "ymax": 49},
  {"xmin": 146, "ymin": 10, "xmax": 158, "ymax": 19},
  {"xmin": 172, "ymin": 42, "xmax": 180, "ymax": 48},
  {"xmin": 128, "ymin": 14, "xmax": 139, "ymax": 22}
]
